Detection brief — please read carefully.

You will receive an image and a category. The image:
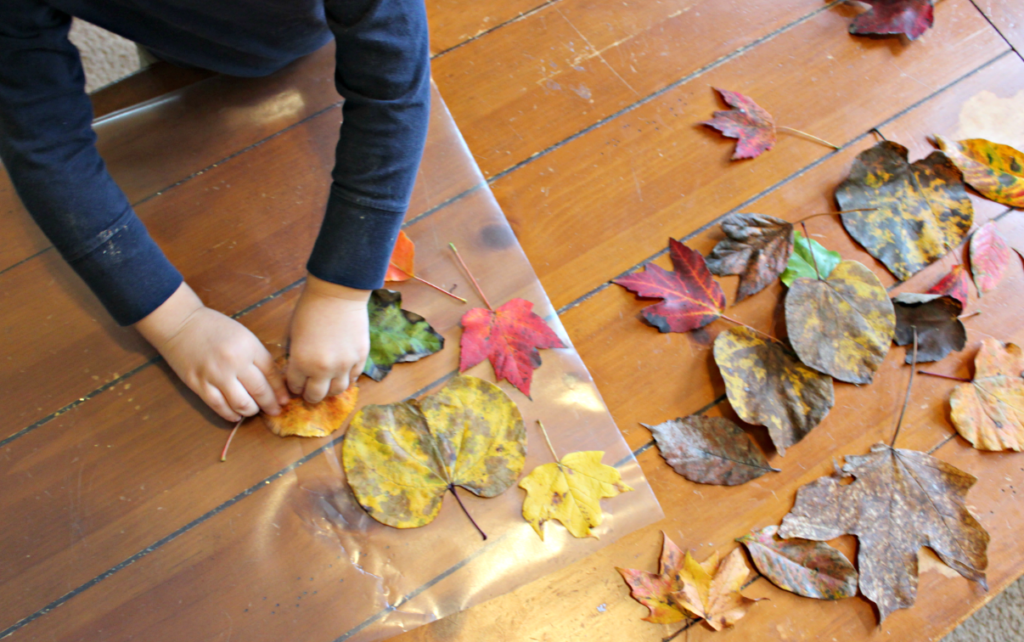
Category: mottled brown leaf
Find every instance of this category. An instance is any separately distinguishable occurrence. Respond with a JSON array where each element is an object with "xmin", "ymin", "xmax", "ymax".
[
  {"xmin": 737, "ymin": 525, "xmax": 858, "ymax": 600},
  {"xmin": 706, "ymin": 214, "xmax": 794, "ymax": 301},
  {"xmin": 786, "ymin": 260, "xmax": 896, "ymax": 384},
  {"xmin": 950, "ymin": 338, "xmax": 1024, "ymax": 451},
  {"xmin": 714, "ymin": 326, "xmax": 834, "ymax": 456},
  {"xmin": 836, "ymin": 141, "xmax": 973, "ymax": 281},
  {"xmin": 892, "ymin": 293, "xmax": 966, "ymax": 363},
  {"xmin": 645, "ymin": 416, "xmax": 778, "ymax": 486},
  {"xmin": 780, "ymin": 444, "xmax": 989, "ymax": 622}
]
